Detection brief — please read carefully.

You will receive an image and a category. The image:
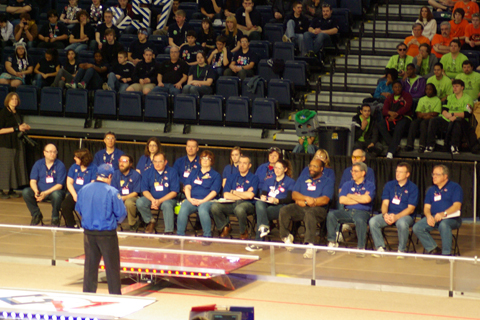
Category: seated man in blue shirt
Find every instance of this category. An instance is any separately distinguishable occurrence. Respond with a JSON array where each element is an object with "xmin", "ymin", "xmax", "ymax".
[
  {"xmin": 327, "ymin": 162, "xmax": 376, "ymax": 257},
  {"xmin": 173, "ymin": 139, "xmax": 200, "ymax": 189},
  {"xmin": 22, "ymin": 143, "xmax": 66, "ymax": 226},
  {"xmin": 279, "ymin": 159, "xmax": 334, "ymax": 259},
  {"xmin": 137, "ymin": 152, "xmax": 180, "ymax": 234},
  {"xmin": 303, "ymin": 3, "xmax": 338, "ymax": 59},
  {"xmin": 93, "ymin": 131, "xmax": 124, "ymax": 171},
  {"xmin": 413, "ymin": 165, "xmax": 463, "ymax": 262},
  {"xmin": 369, "ymin": 162, "xmax": 419, "ymax": 258},
  {"xmin": 211, "ymin": 155, "xmax": 259, "ymax": 240},
  {"xmin": 111, "ymin": 154, "xmax": 142, "ymax": 231},
  {"xmin": 339, "ymin": 149, "xmax": 375, "ymax": 194}
]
